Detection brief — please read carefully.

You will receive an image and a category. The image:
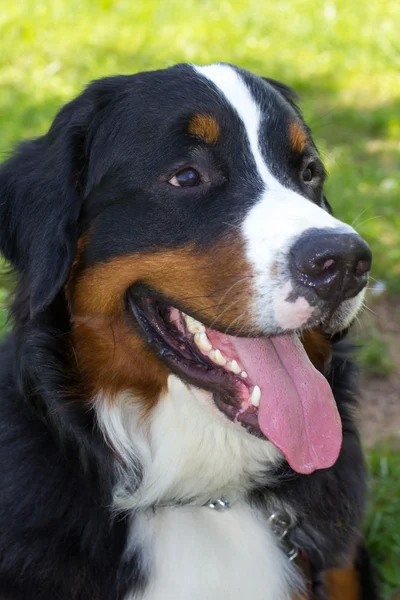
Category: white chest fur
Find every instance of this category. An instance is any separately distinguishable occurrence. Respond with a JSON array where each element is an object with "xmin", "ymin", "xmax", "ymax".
[
  {"xmin": 97, "ymin": 376, "xmax": 284, "ymax": 512},
  {"xmin": 95, "ymin": 376, "xmax": 301, "ymax": 599},
  {"xmin": 126, "ymin": 503, "xmax": 298, "ymax": 600}
]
